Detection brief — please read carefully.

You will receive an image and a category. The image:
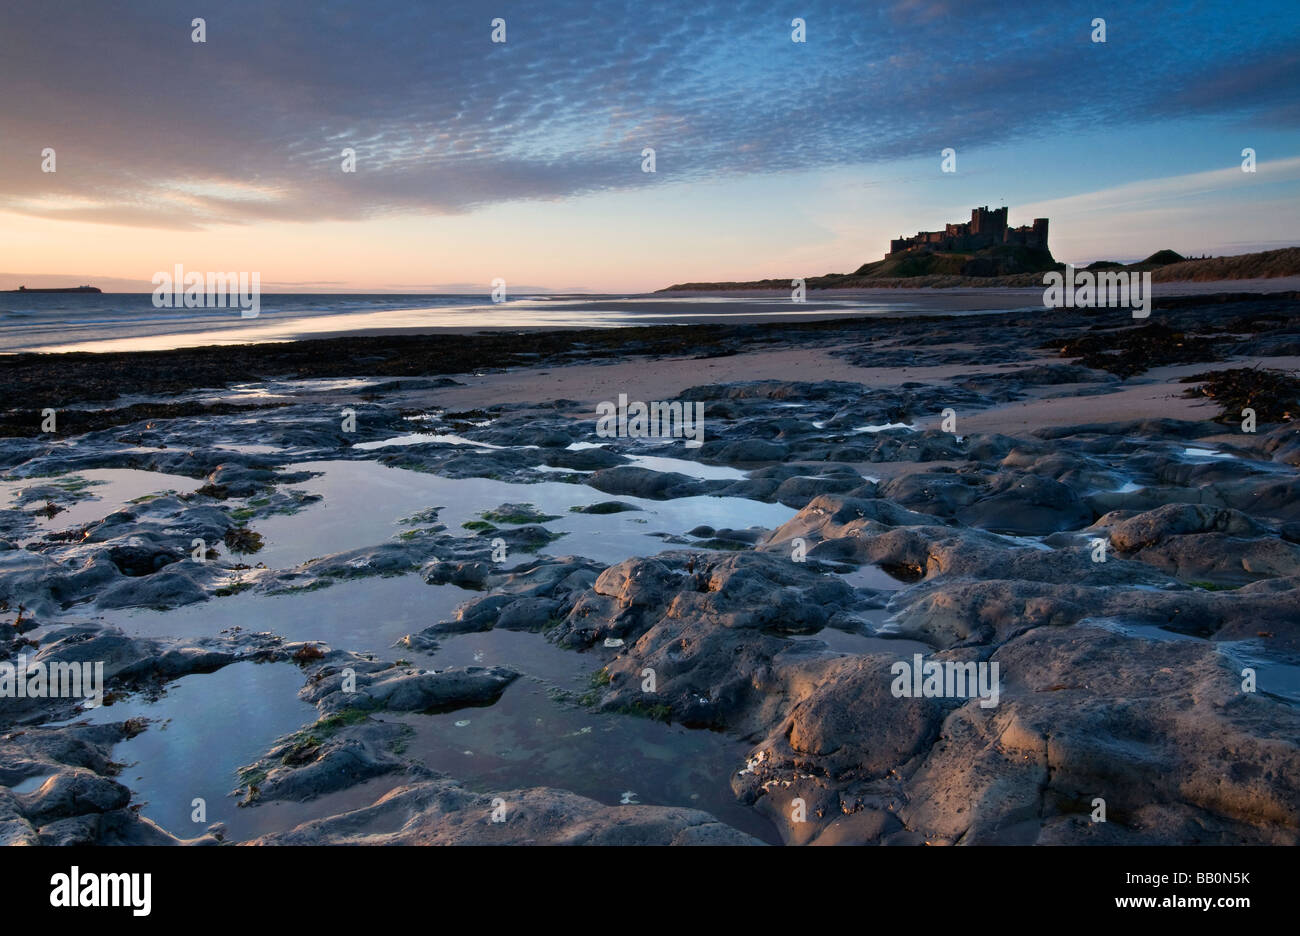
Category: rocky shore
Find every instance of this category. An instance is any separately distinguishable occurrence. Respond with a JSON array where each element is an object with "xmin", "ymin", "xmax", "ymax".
[{"xmin": 2, "ymin": 292, "xmax": 1298, "ymax": 845}]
